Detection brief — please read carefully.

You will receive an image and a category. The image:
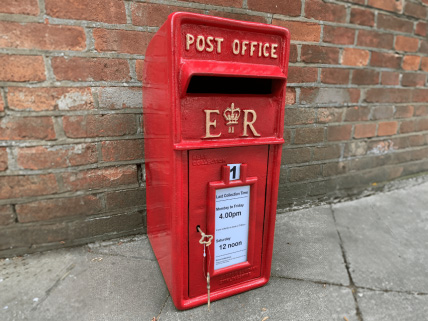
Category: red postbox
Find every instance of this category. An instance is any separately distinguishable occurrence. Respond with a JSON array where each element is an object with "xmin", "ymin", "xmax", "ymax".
[{"xmin": 142, "ymin": 12, "xmax": 290, "ymax": 310}]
